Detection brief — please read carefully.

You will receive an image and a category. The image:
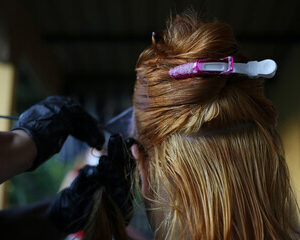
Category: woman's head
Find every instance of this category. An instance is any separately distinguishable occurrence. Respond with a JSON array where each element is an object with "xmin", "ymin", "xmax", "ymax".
[{"xmin": 133, "ymin": 11, "xmax": 299, "ymax": 240}]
